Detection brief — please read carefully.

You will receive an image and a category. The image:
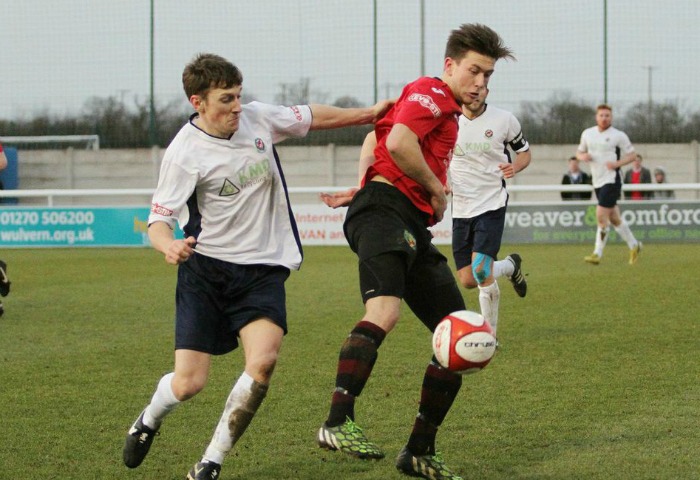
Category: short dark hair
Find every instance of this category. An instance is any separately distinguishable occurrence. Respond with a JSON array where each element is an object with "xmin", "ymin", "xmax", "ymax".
[
  {"xmin": 597, "ymin": 103, "xmax": 612, "ymax": 112},
  {"xmin": 182, "ymin": 53, "xmax": 243, "ymax": 99},
  {"xmin": 444, "ymin": 24, "xmax": 514, "ymax": 62}
]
